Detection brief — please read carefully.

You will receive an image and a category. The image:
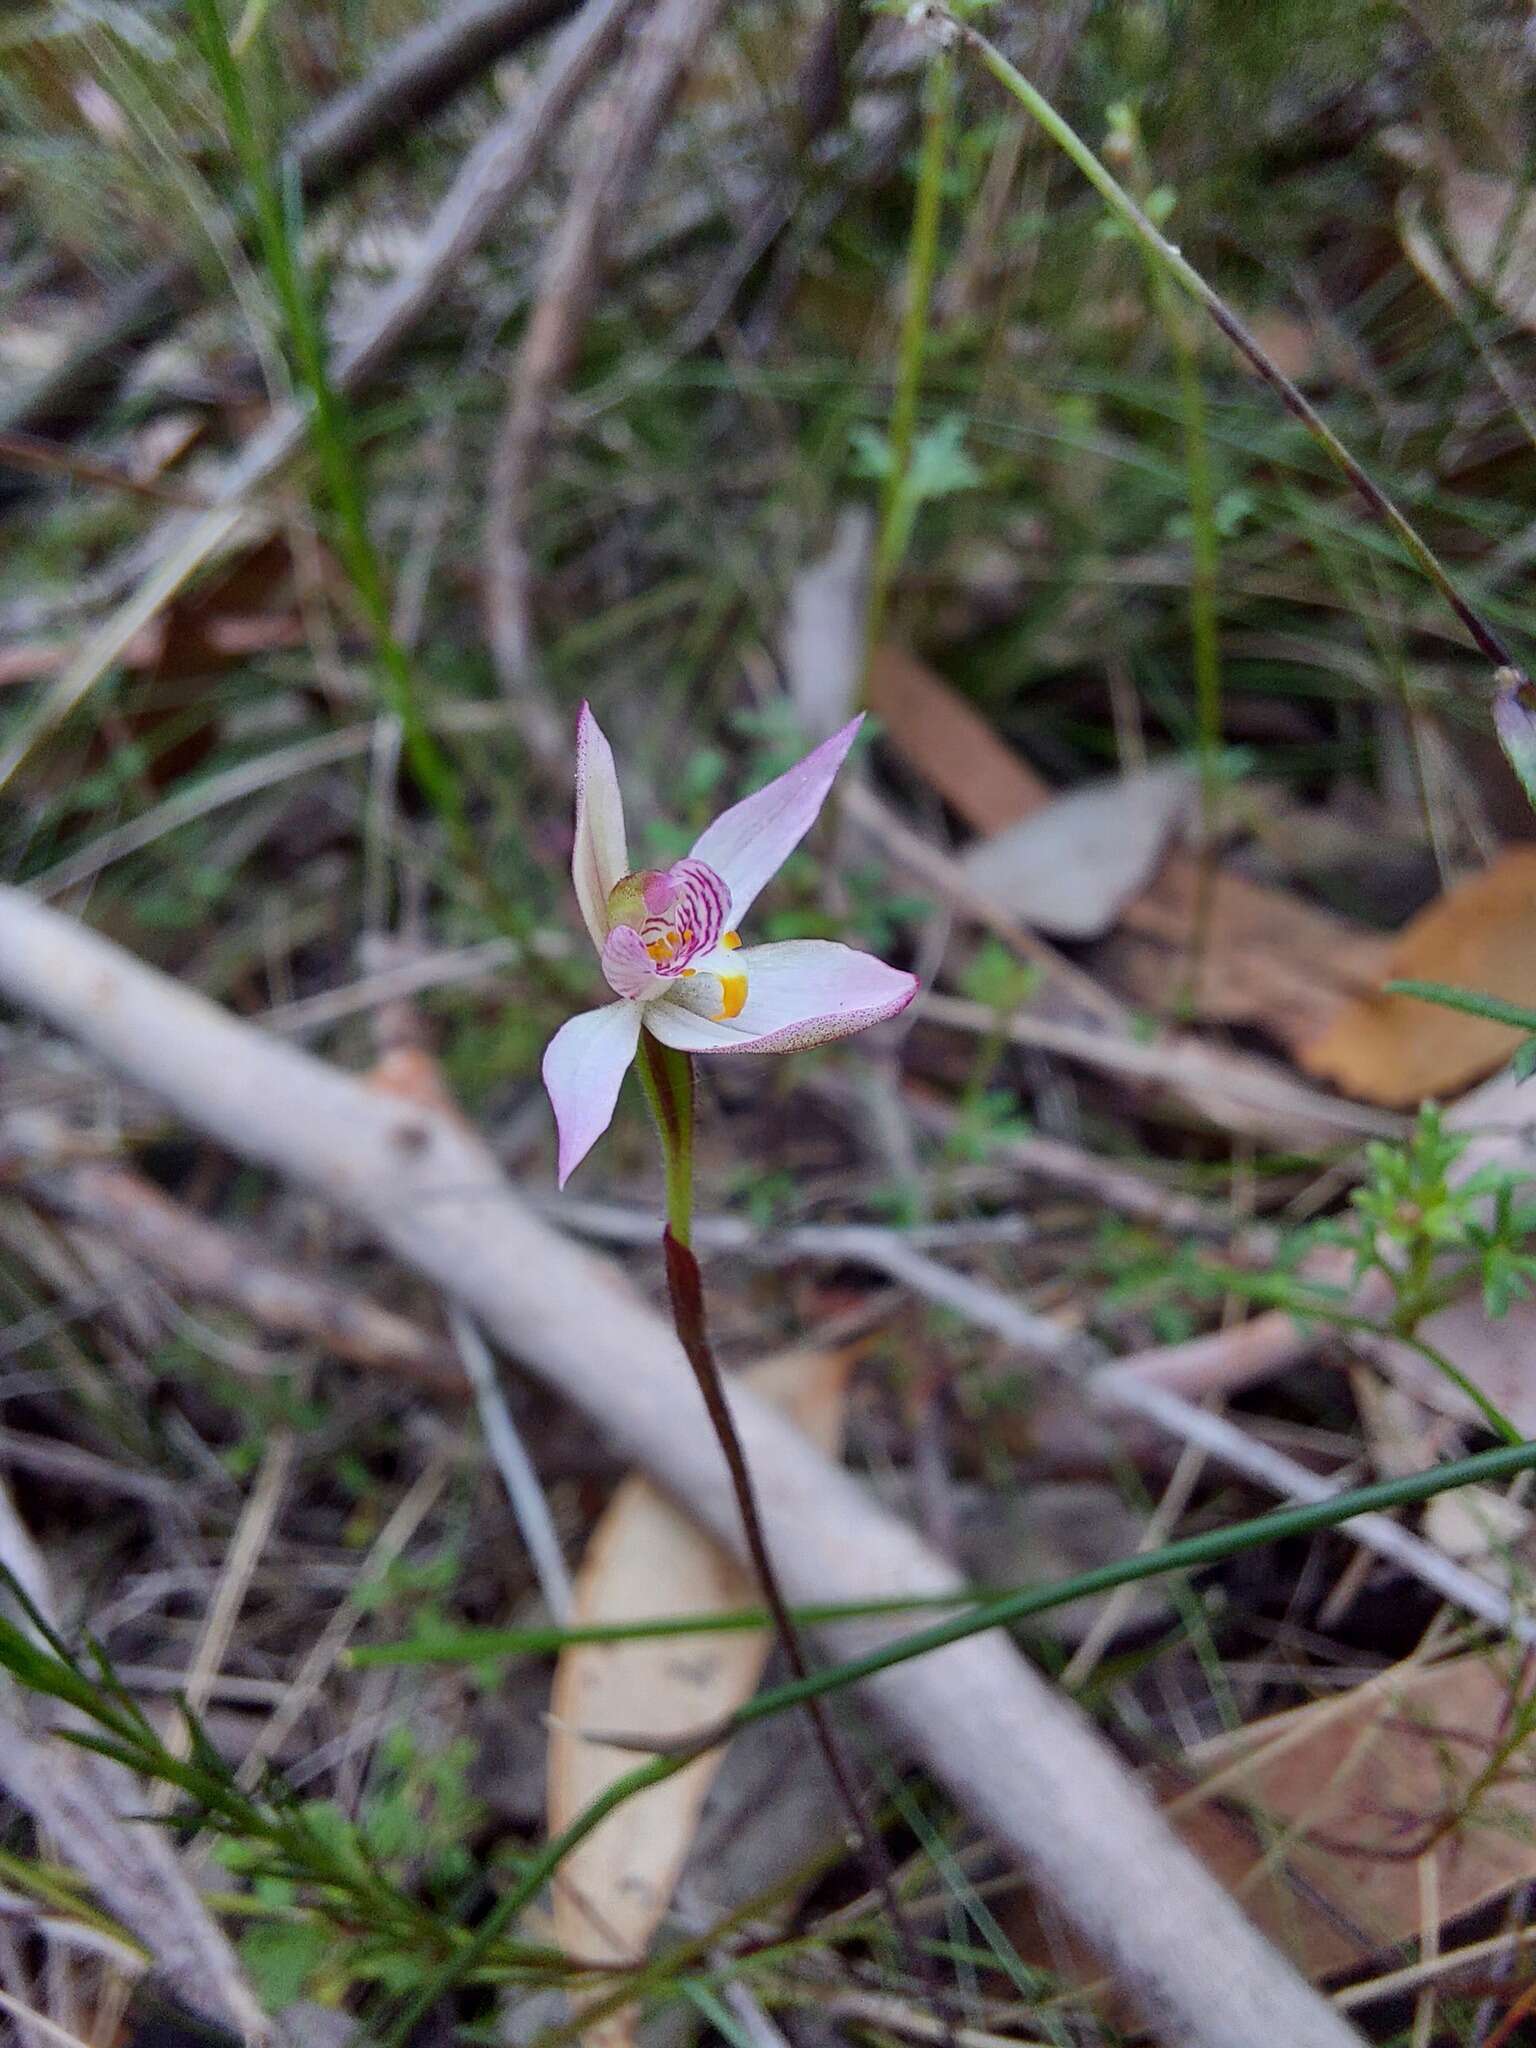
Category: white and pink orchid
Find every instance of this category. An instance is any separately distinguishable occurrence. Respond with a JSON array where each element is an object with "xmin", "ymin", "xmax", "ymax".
[{"xmin": 543, "ymin": 705, "xmax": 919, "ymax": 1185}]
